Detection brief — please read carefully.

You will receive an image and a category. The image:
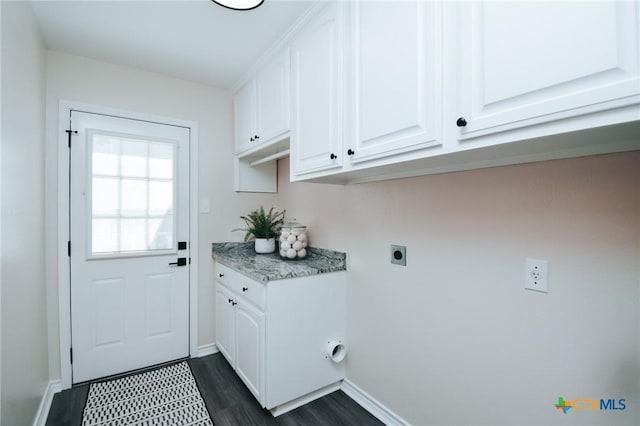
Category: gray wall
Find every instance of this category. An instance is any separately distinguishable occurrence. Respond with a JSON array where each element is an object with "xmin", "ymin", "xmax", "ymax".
[
  {"xmin": 1, "ymin": 2, "xmax": 49, "ymax": 424},
  {"xmin": 277, "ymin": 153, "xmax": 640, "ymax": 425},
  {"xmin": 44, "ymin": 51, "xmax": 277, "ymax": 381}
]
